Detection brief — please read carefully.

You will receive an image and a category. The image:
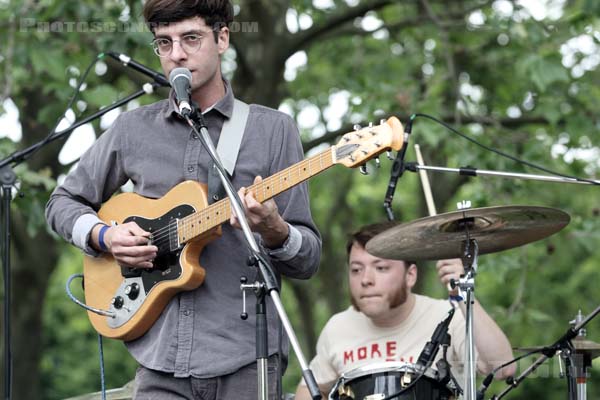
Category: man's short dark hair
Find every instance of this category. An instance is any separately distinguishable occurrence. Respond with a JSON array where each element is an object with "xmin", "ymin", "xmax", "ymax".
[
  {"xmin": 143, "ymin": 0, "xmax": 234, "ymax": 38},
  {"xmin": 346, "ymin": 221, "xmax": 416, "ymax": 266}
]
